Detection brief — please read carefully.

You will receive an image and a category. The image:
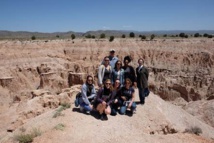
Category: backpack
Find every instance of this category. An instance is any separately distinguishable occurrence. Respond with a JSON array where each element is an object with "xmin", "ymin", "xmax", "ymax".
[{"xmin": 74, "ymin": 92, "xmax": 82, "ymax": 107}]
